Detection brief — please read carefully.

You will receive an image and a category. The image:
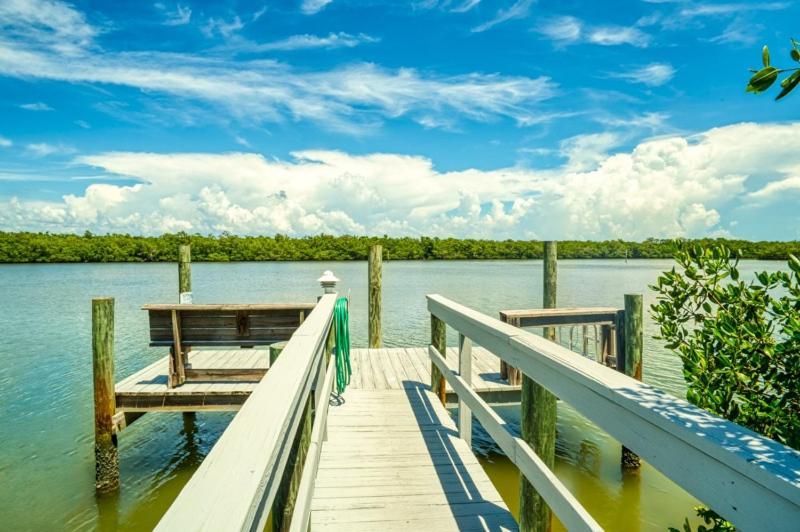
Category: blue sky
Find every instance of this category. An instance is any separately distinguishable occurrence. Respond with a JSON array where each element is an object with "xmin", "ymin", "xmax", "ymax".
[{"xmin": 0, "ymin": 0, "xmax": 798, "ymax": 239}]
